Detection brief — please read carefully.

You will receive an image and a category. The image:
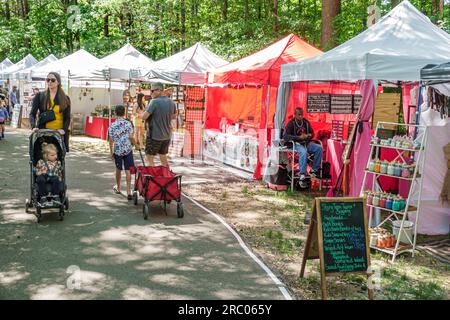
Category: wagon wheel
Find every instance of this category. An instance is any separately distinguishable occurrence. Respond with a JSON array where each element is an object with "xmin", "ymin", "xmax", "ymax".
[
  {"xmin": 133, "ymin": 191, "xmax": 138, "ymax": 206},
  {"xmin": 177, "ymin": 202, "xmax": 184, "ymax": 219},
  {"xmin": 59, "ymin": 206, "xmax": 65, "ymax": 221},
  {"xmin": 143, "ymin": 202, "xmax": 149, "ymax": 220}
]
